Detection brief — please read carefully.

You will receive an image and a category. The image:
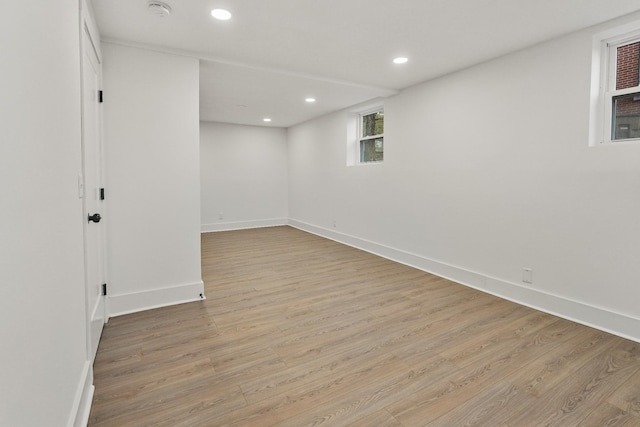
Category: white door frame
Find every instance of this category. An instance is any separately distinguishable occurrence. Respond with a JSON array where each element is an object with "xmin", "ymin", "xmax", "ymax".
[{"xmin": 80, "ymin": 2, "xmax": 107, "ymax": 364}]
